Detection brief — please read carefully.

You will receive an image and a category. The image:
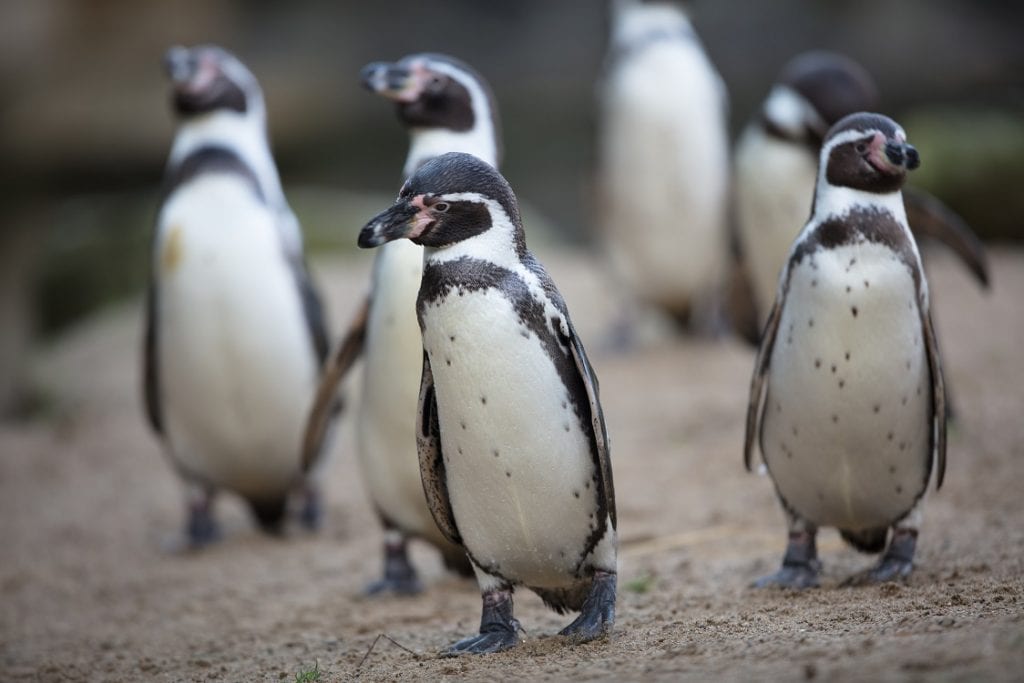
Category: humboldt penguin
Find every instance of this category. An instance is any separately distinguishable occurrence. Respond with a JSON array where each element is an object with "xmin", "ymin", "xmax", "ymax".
[
  {"xmin": 745, "ymin": 113, "xmax": 946, "ymax": 587},
  {"xmin": 145, "ymin": 44, "xmax": 329, "ymax": 545},
  {"xmin": 597, "ymin": 0, "xmax": 731, "ymax": 334},
  {"xmin": 358, "ymin": 152, "xmax": 617, "ymax": 654},
  {"xmin": 302, "ymin": 53, "xmax": 500, "ymax": 593}
]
